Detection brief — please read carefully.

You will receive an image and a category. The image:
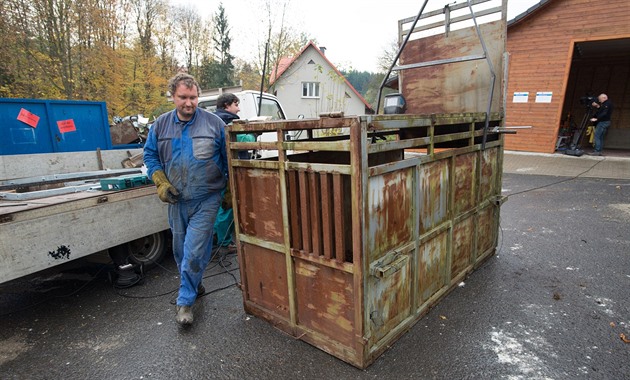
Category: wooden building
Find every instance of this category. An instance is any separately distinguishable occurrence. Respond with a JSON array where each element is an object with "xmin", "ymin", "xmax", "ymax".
[{"xmin": 504, "ymin": 0, "xmax": 630, "ymax": 153}]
